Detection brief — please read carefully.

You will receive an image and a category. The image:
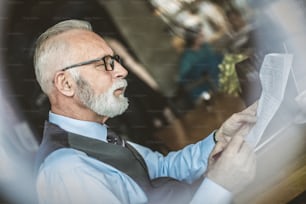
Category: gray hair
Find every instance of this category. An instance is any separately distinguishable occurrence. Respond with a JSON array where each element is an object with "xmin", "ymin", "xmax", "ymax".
[{"xmin": 33, "ymin": 19, "xmax": 92, "ymax": 94}]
